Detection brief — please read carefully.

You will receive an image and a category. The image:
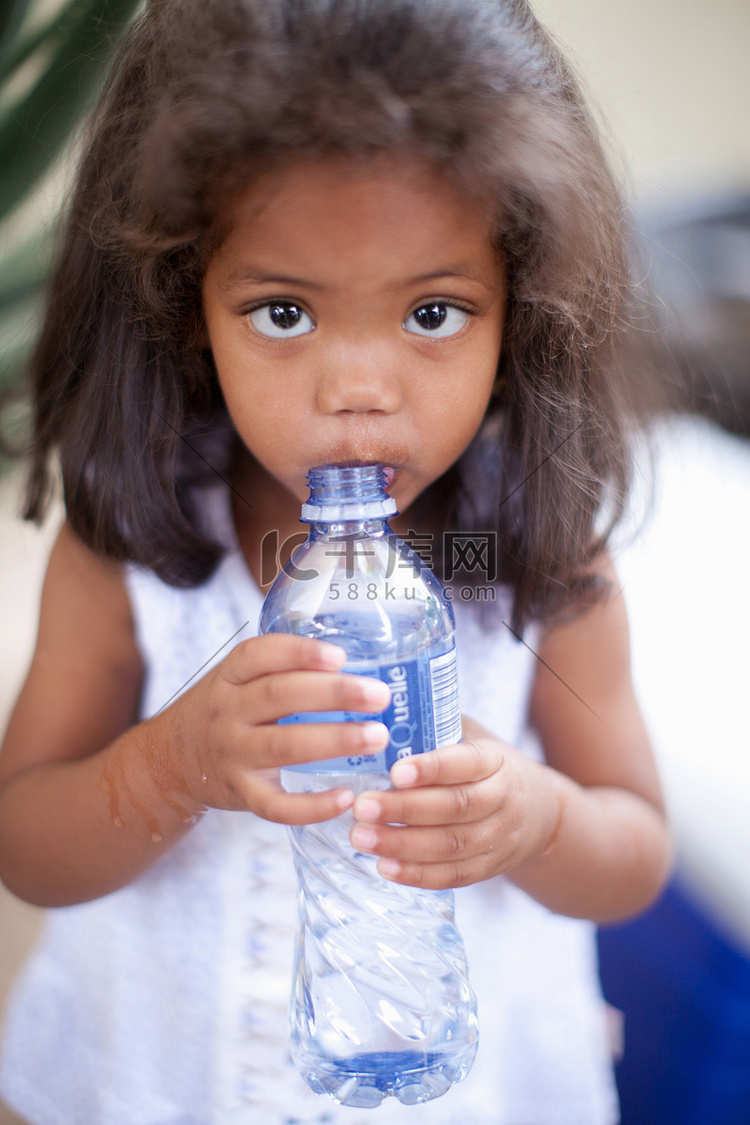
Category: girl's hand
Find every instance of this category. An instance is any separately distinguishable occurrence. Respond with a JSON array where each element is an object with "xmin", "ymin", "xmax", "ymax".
[
  {"xmin": 158, "ymin": 634, "xmax": 391, "ymax": 826},
  {"xmin": 349, "ymin": 715, "xmax": 560, "ymax": 890}
]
